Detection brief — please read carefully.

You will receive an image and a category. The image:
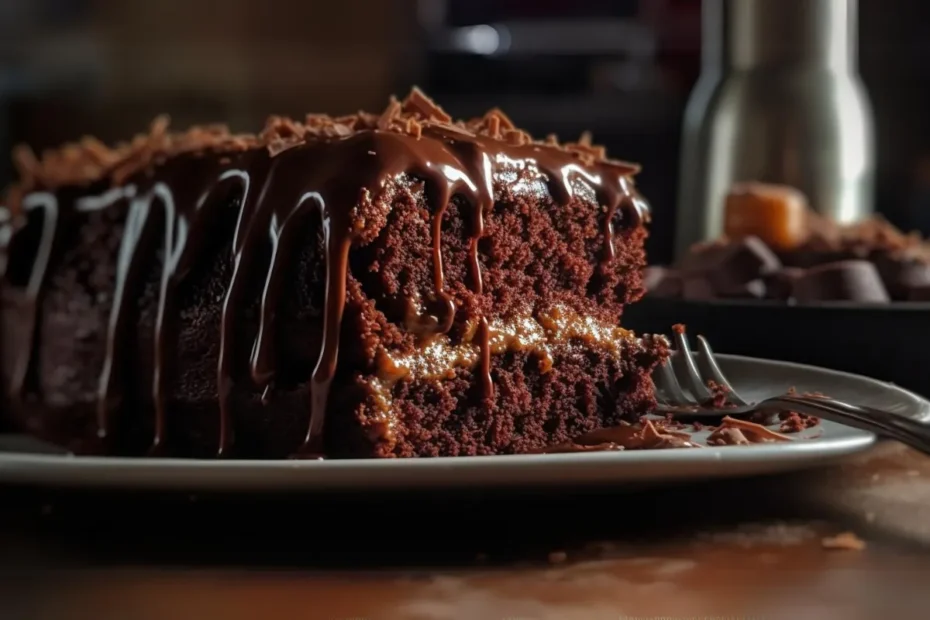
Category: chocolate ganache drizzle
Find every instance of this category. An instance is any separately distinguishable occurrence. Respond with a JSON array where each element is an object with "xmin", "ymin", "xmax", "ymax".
[{"xmin": 0, "ymin": 89, "xmax": 649, "ymax": 457}]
